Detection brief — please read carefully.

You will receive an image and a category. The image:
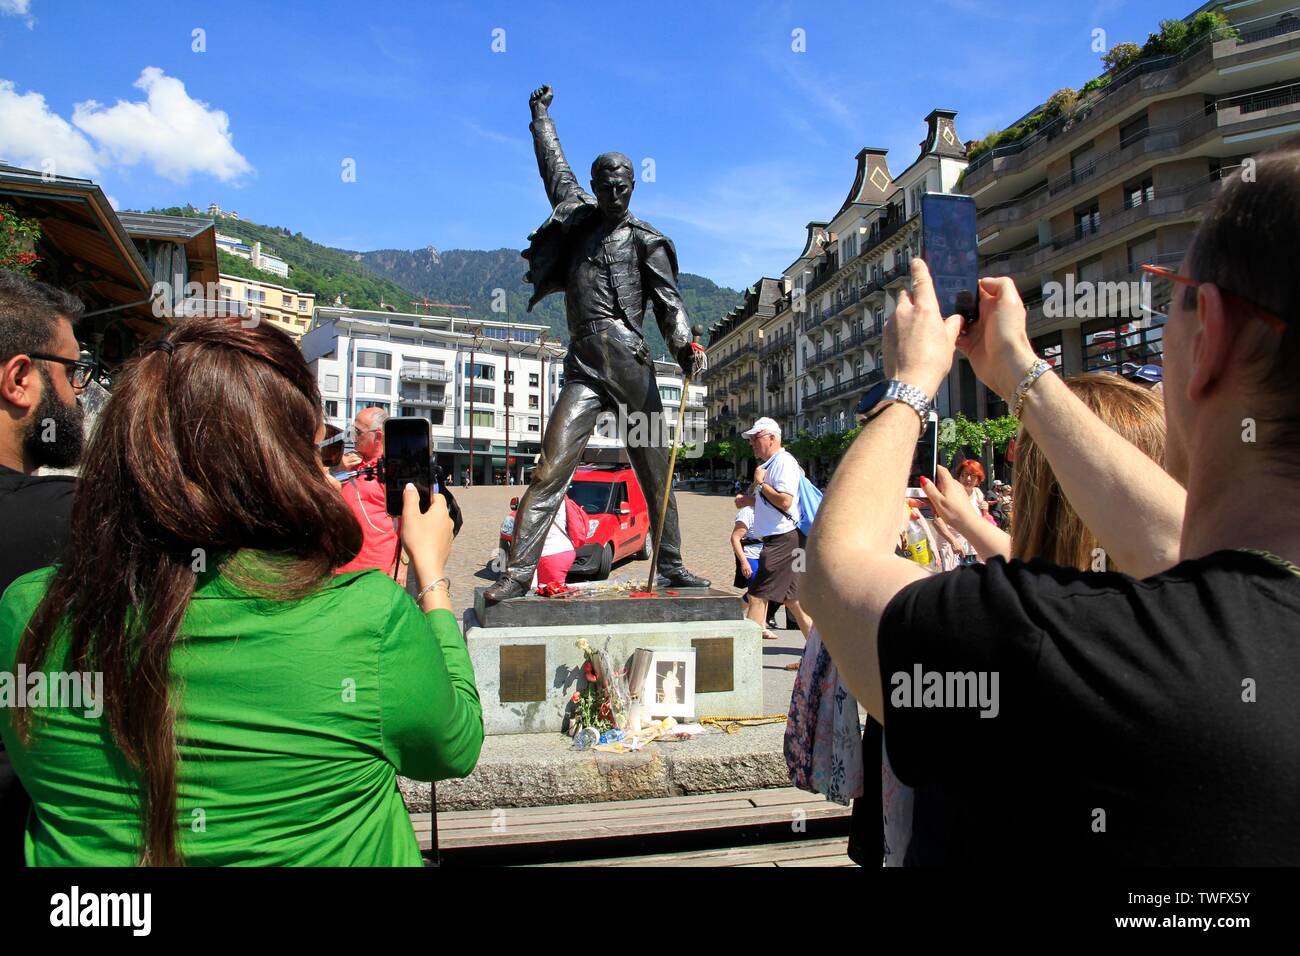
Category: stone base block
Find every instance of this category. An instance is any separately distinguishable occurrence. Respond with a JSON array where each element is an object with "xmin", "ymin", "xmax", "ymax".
[{"xmin": 465, "ymin": 614, "xmax": 763, "ymax": 736}]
